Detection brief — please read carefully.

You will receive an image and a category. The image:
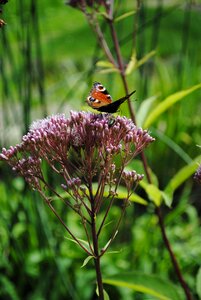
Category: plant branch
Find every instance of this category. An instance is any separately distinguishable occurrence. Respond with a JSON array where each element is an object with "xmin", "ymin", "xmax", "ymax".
[
  {"xmin": 156, "ymin": 207, "xmax": 193, "ymax": 300},
  {"xmin": 103, "ymin": 7, "xmax": 193, "ymax": 299},
  {"xmin": 38, "ymin": 190, "xmax": 92, "ymax": 256},
  {"xmin": 90, "ymin": 183, "xmax": 104, "ymax": 299}
]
